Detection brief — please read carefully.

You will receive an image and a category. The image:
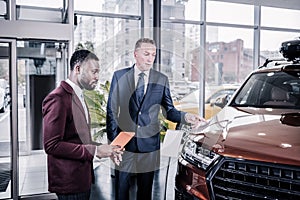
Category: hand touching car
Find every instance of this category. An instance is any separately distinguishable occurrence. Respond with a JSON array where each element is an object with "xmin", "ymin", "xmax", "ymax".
[{"xmin": 184, "ymin": 113, "xmax": 208, "ymax": 129}]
